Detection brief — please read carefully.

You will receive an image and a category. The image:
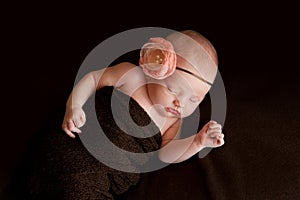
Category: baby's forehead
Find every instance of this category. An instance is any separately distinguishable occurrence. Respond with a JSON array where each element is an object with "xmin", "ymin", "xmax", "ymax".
[
  {"xmin": 176, "ymin": 56, "xmax": 198, "ymax": 72},
  {"xmin": 166, "ymin": 32, "xmax": 218, "ymax": 84},
  {"xmin": 165, "ymin": 71, "xmax": 209, "ymax": 95}
]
